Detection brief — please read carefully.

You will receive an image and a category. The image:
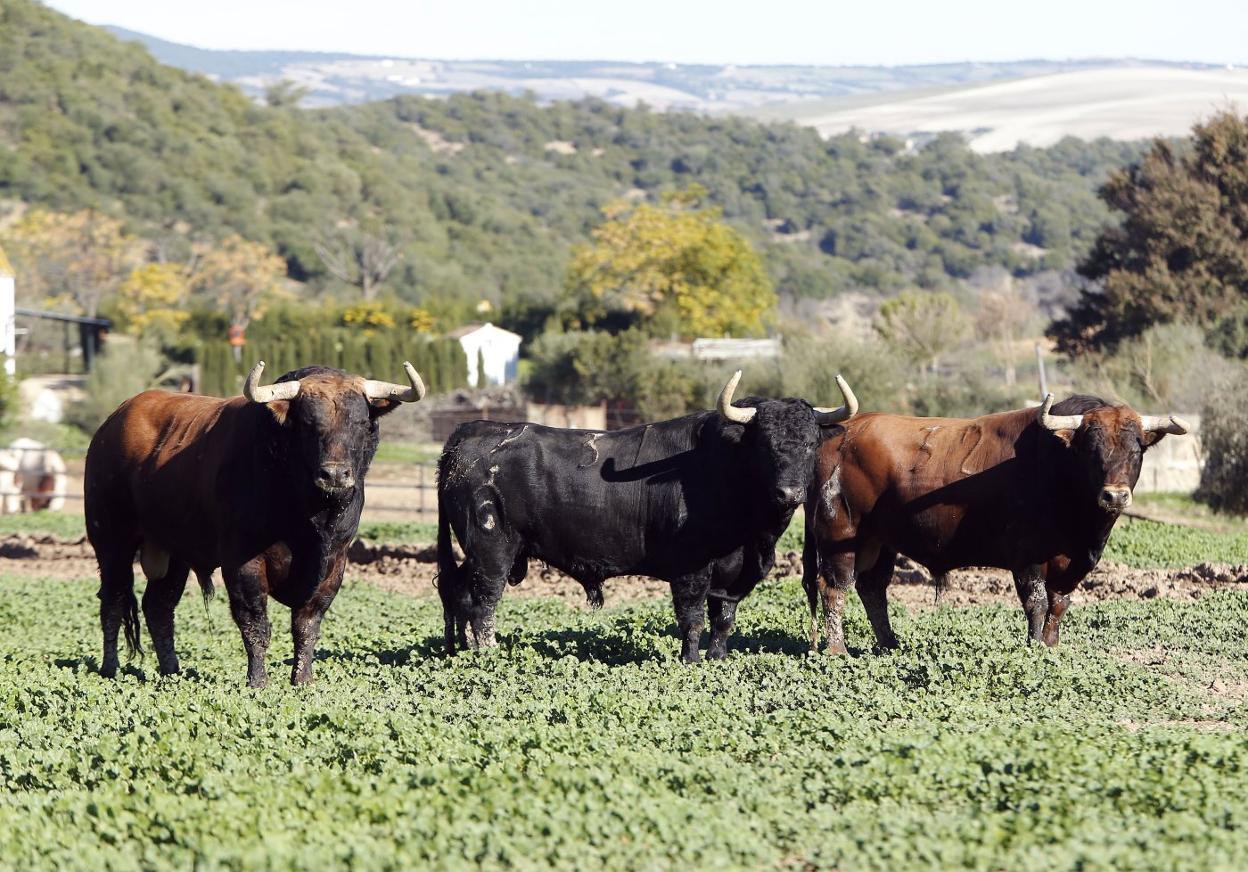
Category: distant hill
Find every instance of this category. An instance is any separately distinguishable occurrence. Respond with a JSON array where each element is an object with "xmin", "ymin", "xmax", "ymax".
[
  {"xmin": 105, "ymin": 25, "xmax": 1210, "ymax": 120},
  {"xmin": 1, "ymin": 0, "xmax": 1151, "ymax": 326}
]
